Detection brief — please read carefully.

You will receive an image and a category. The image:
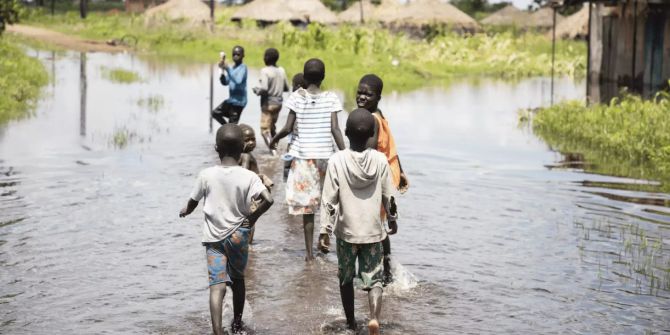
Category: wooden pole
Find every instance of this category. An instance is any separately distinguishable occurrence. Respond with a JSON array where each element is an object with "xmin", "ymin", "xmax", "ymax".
[
  {"xmin": 359, "ymin": 0, "xmax": 364, "ymax": 24},
  {"xmin": 631, "ymin": 0, "xmax": 638, "ymax": 89},
  {"xmin": 551, "ymin": 5, "xmax": 557, "ymax": 106},
  {"xmin": 586, "ymin": 1, "xmax": 592, "ymax": 103}
]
